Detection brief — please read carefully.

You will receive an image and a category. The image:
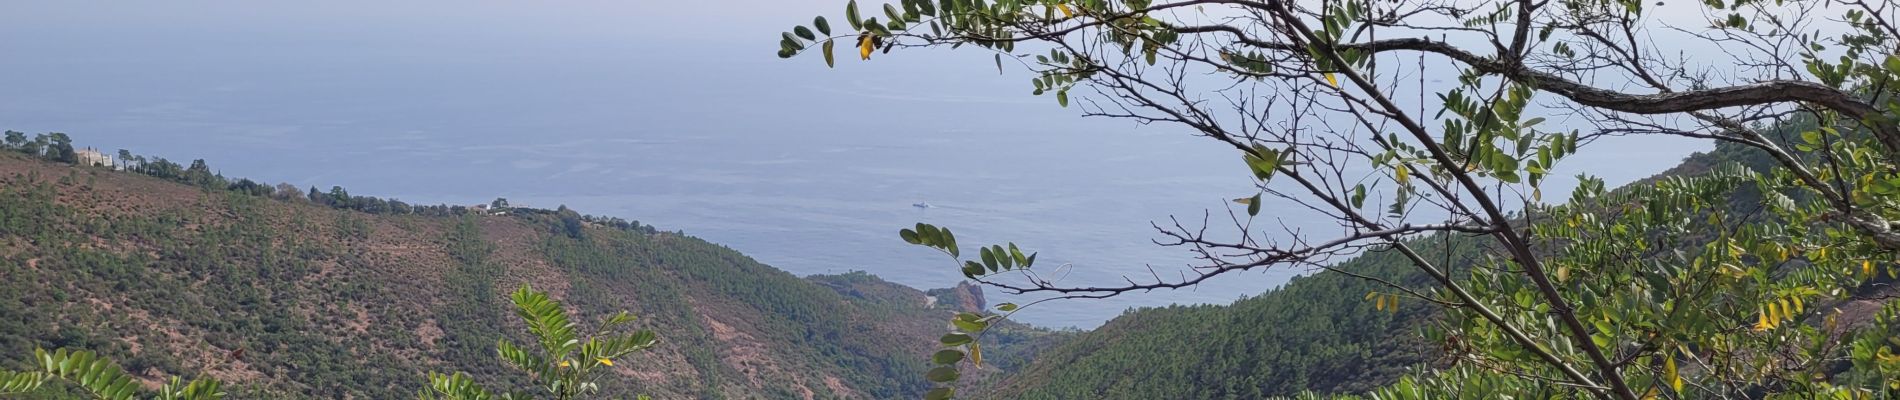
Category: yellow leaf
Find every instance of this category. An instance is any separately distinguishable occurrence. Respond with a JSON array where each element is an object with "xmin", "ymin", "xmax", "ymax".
[
  {"xmin": 597, "ymin": 358, "xmax": 613, "ymax": 366},
  {"xmin": 1753, "ymin": 308, "xmax": 1772, "ymax": 331},
  {"xmin": 1324, "ymin": 73, "xmax": 1339, "ymax": 87},
  {"xmin": 1395, "ymin": 166, "xmax": 1409, "ymax": 185},
  {"xmin": 1375, "ymin": 295, "xmax": 1385, "ymax": 311},
  {"xmin": 1232, "ymin": 197, "xmax": 1253, "ymax": 205},
  {"xmin": 859, "ymin": 35, "xmax": 874, "ymax": 60},
  {"xmin": 970, "ymin": 343, "xmax": 983, "ymax": 367},
  {"xmin": 1556, "ymin": 265, "xmax": 1570, "ymax": 282},
  {"xmin": 1865, "ymin": 260, "xmax": 1875, "ymax": 278},
  {"xmin": 559, "ymin": 360, "xmax": 572, "ymax": 368},
  {"xmin": 1665, "ymin": 354, "xmax": 1681, "ymax": 393},
  {"xmin": 1056, "ymin": 4, "xmax": 1073, "ymax": 17}
]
